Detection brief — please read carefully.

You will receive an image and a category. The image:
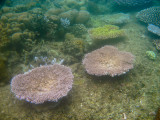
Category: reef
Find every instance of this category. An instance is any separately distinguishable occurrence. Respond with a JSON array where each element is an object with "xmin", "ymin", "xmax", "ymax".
[{"xmin": 0, "ymin": 0, "xmax": 160, "ymax": 120}]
